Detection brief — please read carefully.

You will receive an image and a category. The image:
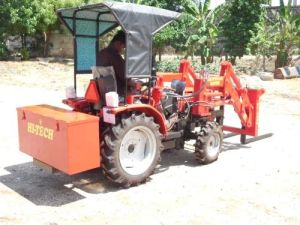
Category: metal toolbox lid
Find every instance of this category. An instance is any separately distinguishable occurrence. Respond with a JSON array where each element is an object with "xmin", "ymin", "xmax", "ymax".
[{"xmin": 17, "ymin": 104, "xmax": 99, "ymax": 126}]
